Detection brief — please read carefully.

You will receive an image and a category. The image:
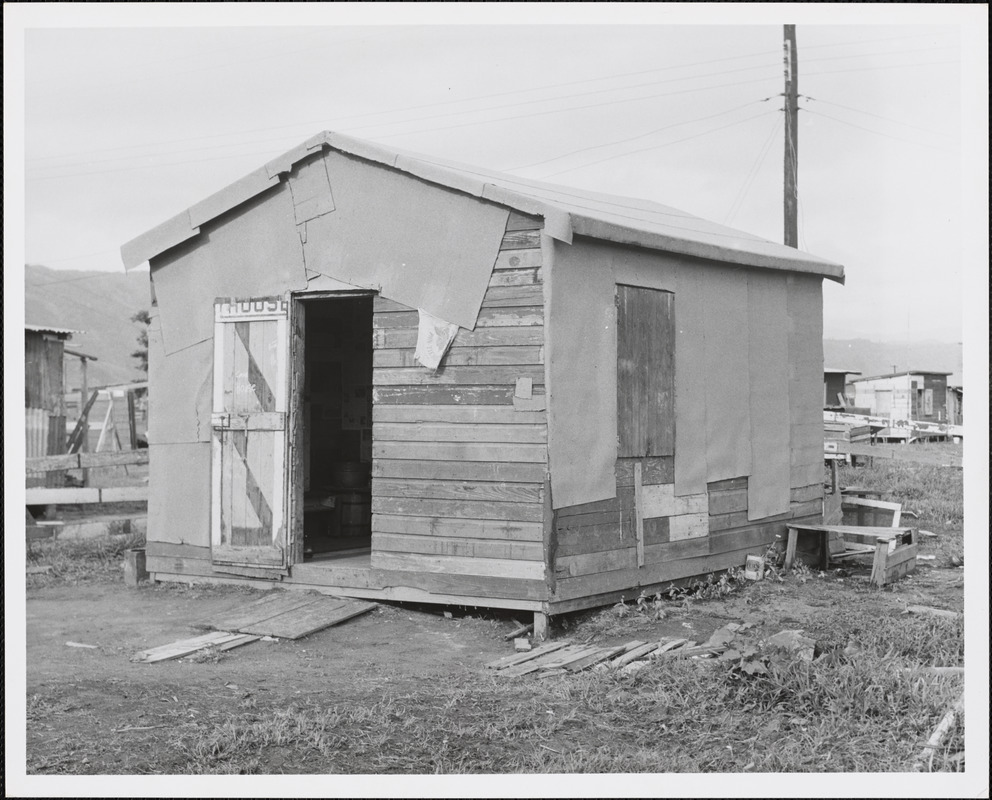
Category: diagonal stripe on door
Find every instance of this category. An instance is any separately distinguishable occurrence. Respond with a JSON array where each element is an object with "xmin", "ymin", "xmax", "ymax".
[
  {"xmin": 229, "ymin": 429, "xmax": 273, "ymax": 539},
  {"xmin": 235, "ymin": 322, "xmax": 276, "ymax": 412}
]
